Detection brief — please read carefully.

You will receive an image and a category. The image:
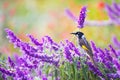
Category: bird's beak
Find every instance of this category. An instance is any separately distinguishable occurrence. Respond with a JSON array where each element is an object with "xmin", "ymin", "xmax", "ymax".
[{"xmin": 70, "ymin": 32, "xmax": 76, "ymax": 35}]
